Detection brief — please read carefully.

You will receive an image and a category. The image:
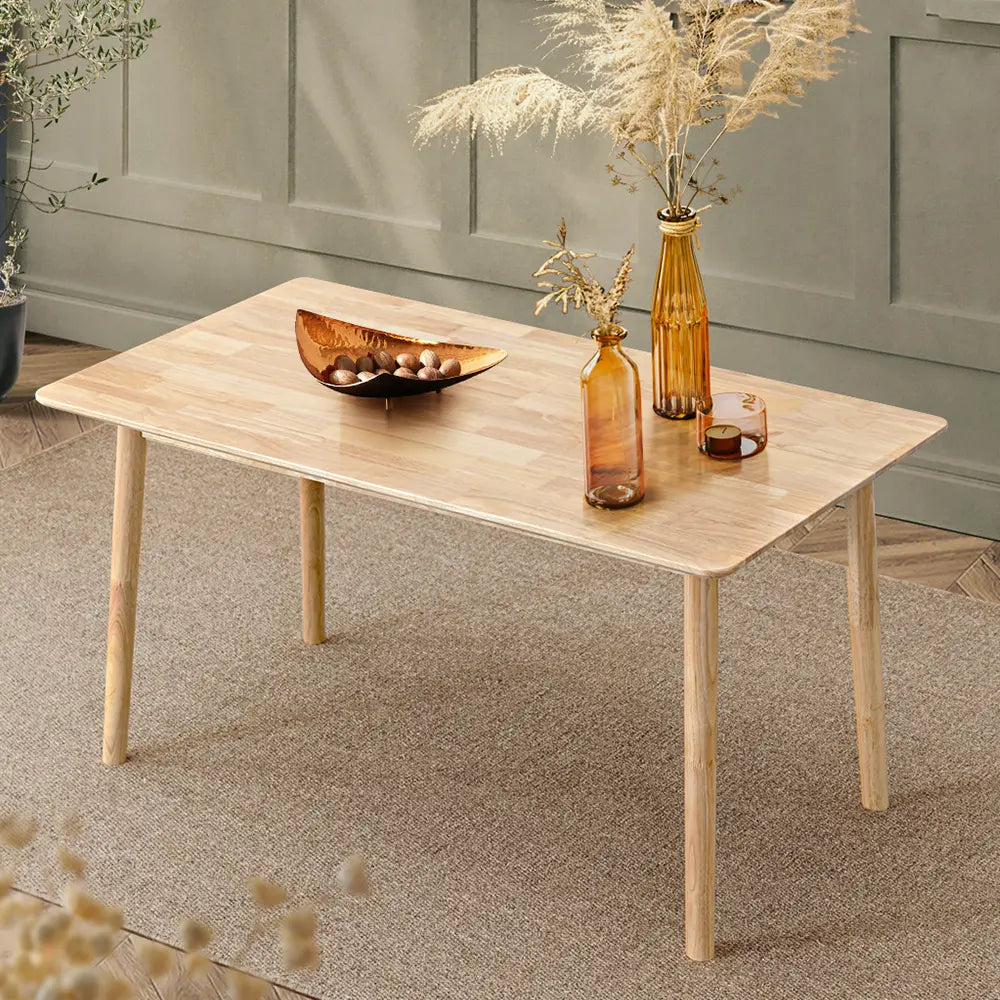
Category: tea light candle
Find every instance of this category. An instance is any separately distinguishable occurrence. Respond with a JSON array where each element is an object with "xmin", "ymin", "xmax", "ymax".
[
  {"xmin": 704, "ymin": 423, "xmax": 742, "ymax": 457},
  {"xmin": 696, "ymin": 393, "xmax": 767, "ymax": 460}
]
